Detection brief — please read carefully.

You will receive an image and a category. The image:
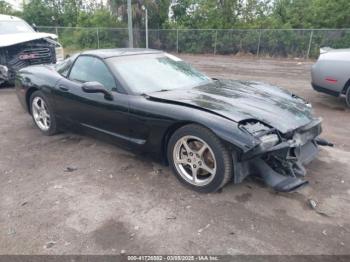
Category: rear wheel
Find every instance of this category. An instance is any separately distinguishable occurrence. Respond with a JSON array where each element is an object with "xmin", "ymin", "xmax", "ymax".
[
  {"xmin": 167, "ymin": 124, "xmax": 233, "ymax": 193},
  {"xmin": 30, "ymin": 91, "xmax": 59, "ymax": 136}
]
